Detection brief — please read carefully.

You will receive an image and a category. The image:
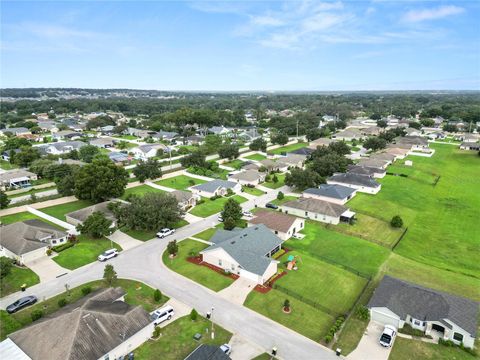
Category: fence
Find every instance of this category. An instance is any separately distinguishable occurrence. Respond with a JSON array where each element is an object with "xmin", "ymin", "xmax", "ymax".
[
  {"xmin": 304, "ymin": 250, "xmax": 372, "ymax": 280},
  {"xmin": 391, "ymin": 227, "xmax": 408, "ymax": 251}
]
